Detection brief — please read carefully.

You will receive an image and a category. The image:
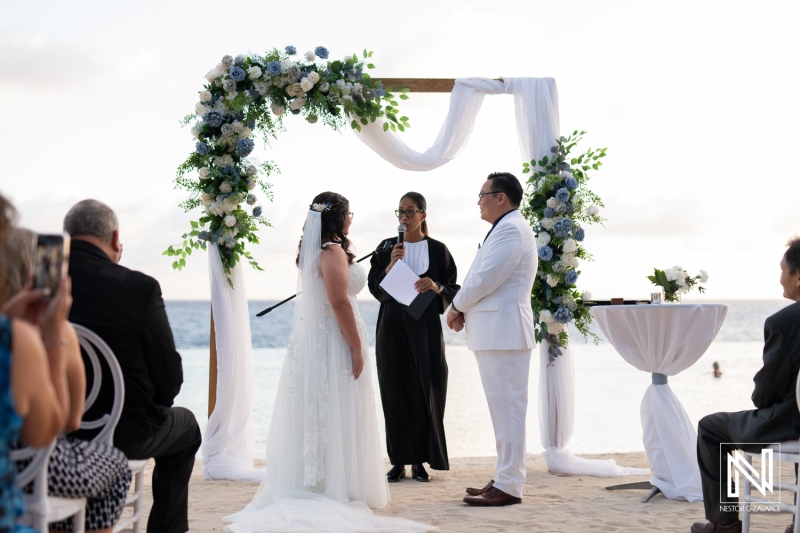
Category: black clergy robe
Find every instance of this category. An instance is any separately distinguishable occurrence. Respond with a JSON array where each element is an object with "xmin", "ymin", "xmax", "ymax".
[{"xmin": 368, "ymin": 236, "xmax": 459, "ymax": 470}]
